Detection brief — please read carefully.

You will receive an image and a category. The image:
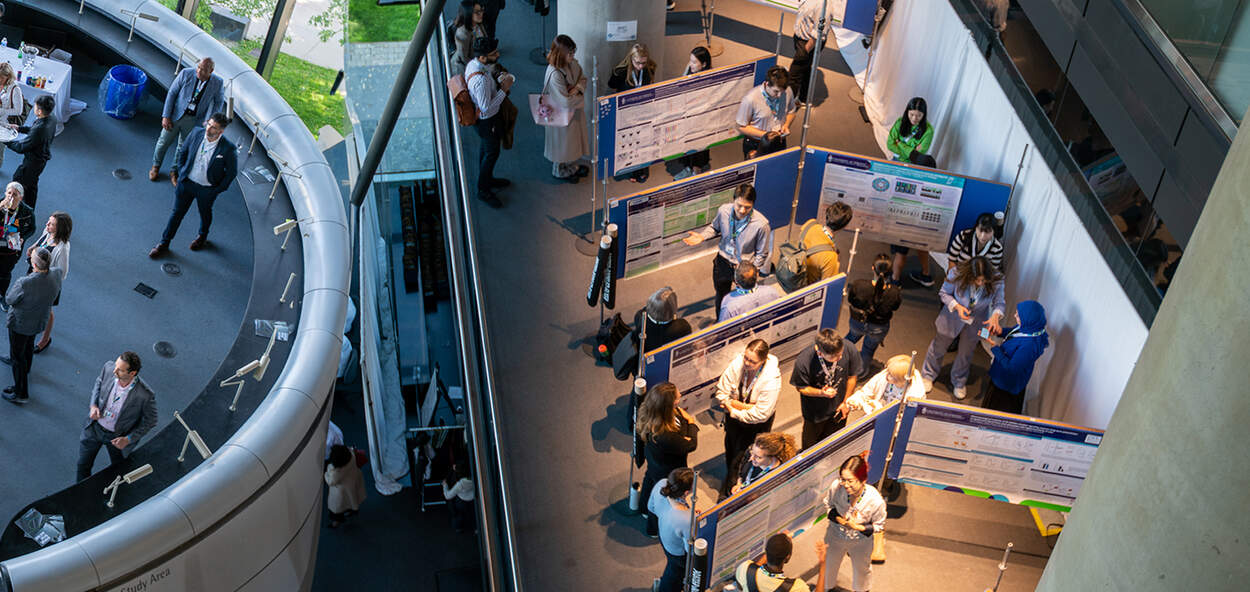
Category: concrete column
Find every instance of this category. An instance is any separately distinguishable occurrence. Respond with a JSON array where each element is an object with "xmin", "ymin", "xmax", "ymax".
[
  {"xmin": 1036, "ymin": 111, "xmax": 1250, "ymax": 588},
  {"xmin": 556, "ymin": 0, "xmax": 667, "ymax": 106}
]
